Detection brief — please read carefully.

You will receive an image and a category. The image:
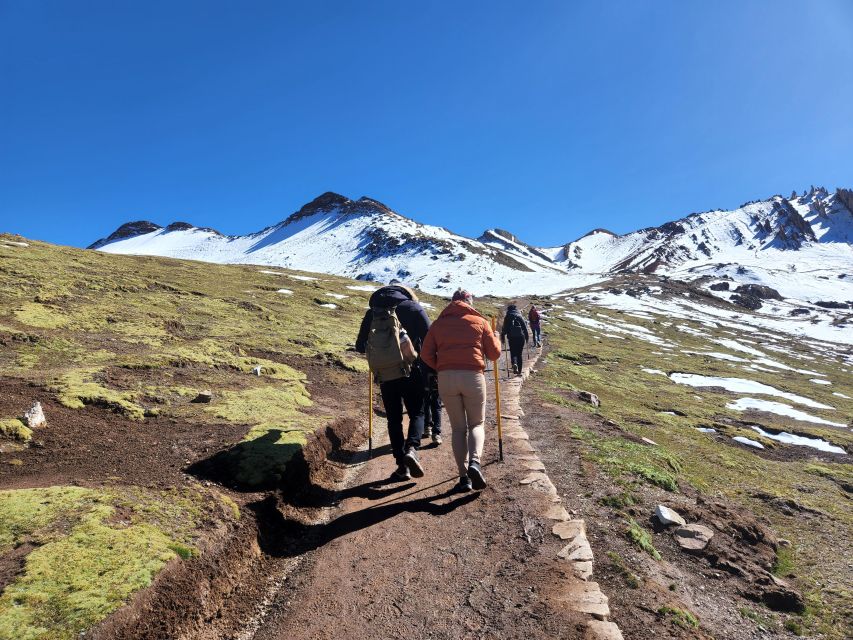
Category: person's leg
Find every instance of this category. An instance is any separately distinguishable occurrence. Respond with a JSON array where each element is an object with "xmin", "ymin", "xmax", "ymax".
[
  {"xmin": 401, "ymin": 374, "xmax": 425, "ymax": 452},
  {"xmin": 422, "ymin": 390, "xmax": 433, "ymax": 438},
  {"xmin": 380, "ymin": 379, "xmax": 405, "ymax": 466},
  {"xmin": 438, "ymin": 371, "xmax": 469, "ymax": 477},
  {"xmin": 510, "ymin": 337, "xmax": 523, "ymax": 373},
  {"xmin": 430, "ymin": 381, "xmax": 442, "ymax": 436},
  {"xmin": 459, "ymin": 371, "xmax": 487, "ymax": 466}
]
